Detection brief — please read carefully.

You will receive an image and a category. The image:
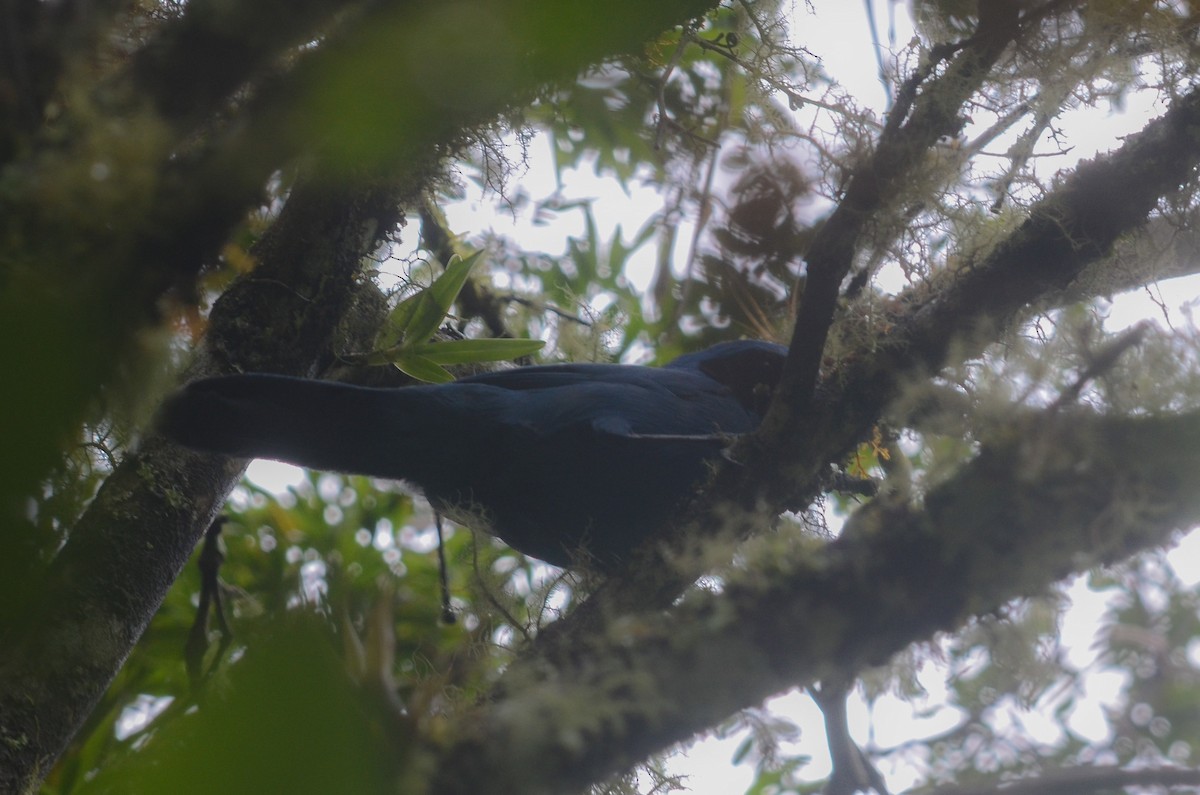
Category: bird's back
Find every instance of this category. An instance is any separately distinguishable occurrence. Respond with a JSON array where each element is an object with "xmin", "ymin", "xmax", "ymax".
[{"xmin": 428, "ymin": 362, "xmax": 768, "ymax": 564}]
